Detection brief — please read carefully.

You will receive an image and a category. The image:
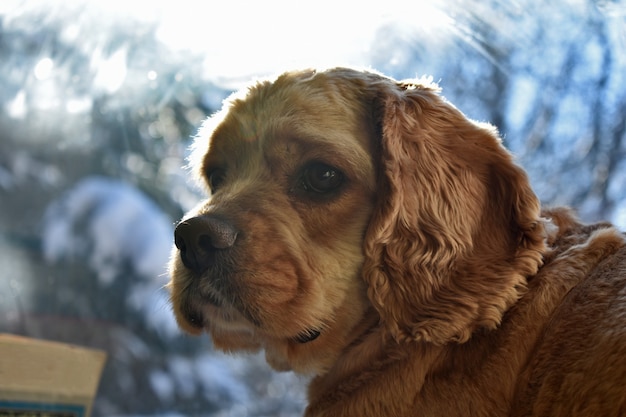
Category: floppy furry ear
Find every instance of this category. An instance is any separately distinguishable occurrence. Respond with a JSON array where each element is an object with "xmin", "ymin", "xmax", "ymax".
[{"xmin": 362, "ymin": 79, "xmax": 546, "ymax": 345}]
